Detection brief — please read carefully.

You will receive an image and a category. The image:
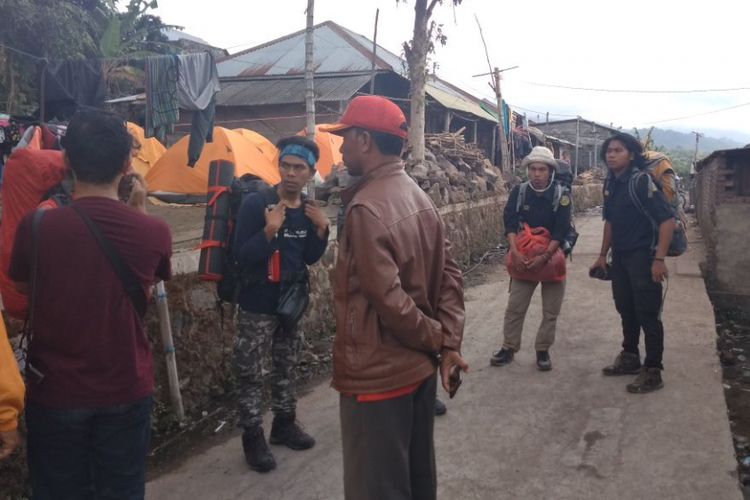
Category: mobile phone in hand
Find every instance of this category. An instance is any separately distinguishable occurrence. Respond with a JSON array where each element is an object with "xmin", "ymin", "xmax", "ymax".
[{"xmin": 448, "ymin": 365, "xmax": 462, "ymax": 399}]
